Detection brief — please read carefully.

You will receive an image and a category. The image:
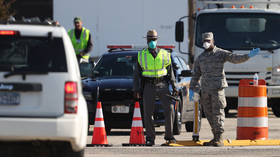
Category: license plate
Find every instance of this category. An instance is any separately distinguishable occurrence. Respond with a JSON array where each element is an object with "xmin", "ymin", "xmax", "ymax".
[
  {"xmin": 0, "ymin": 92, "xmax": 20, "ymax": 105},
  {"xmin": 111, "ymin": 105, "xmax": 129, "ymax": 113}
]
